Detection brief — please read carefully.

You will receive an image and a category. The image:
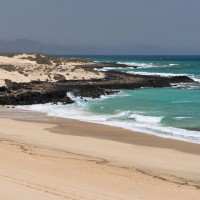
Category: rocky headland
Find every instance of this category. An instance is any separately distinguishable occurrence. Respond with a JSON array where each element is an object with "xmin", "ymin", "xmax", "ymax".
[{"xmin": 0, "ymin": 54, "xmax": 194, "ymax": 105}]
